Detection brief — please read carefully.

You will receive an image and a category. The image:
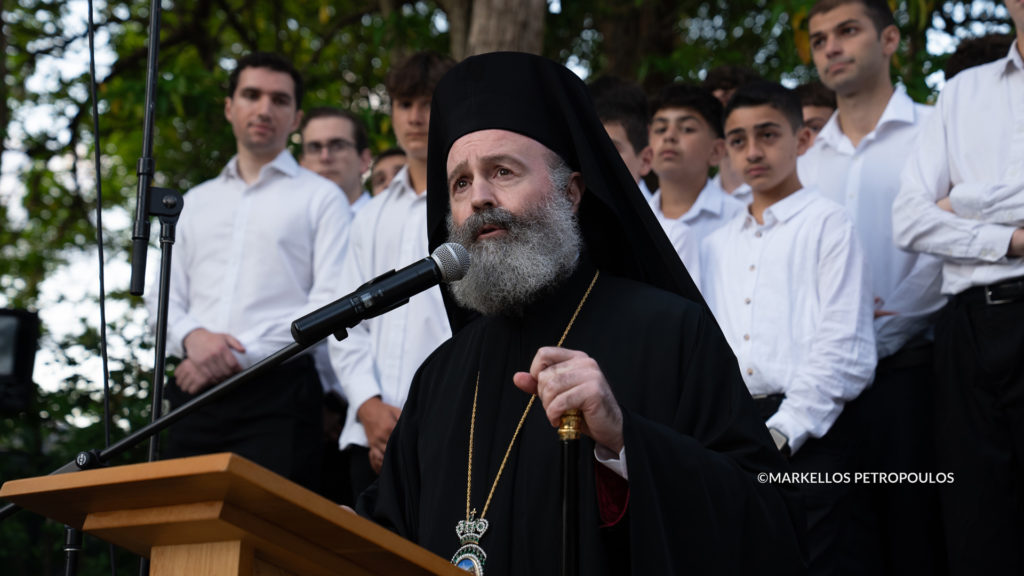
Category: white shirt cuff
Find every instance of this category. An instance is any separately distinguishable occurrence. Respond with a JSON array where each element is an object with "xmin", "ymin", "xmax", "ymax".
[
  {"xmin": 594, "ymin": 444, "xmax": 628, "ymax": 480},
  {"xmin": 169, "ymin": 317, "xmax": 202, "ymax": 359}
]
